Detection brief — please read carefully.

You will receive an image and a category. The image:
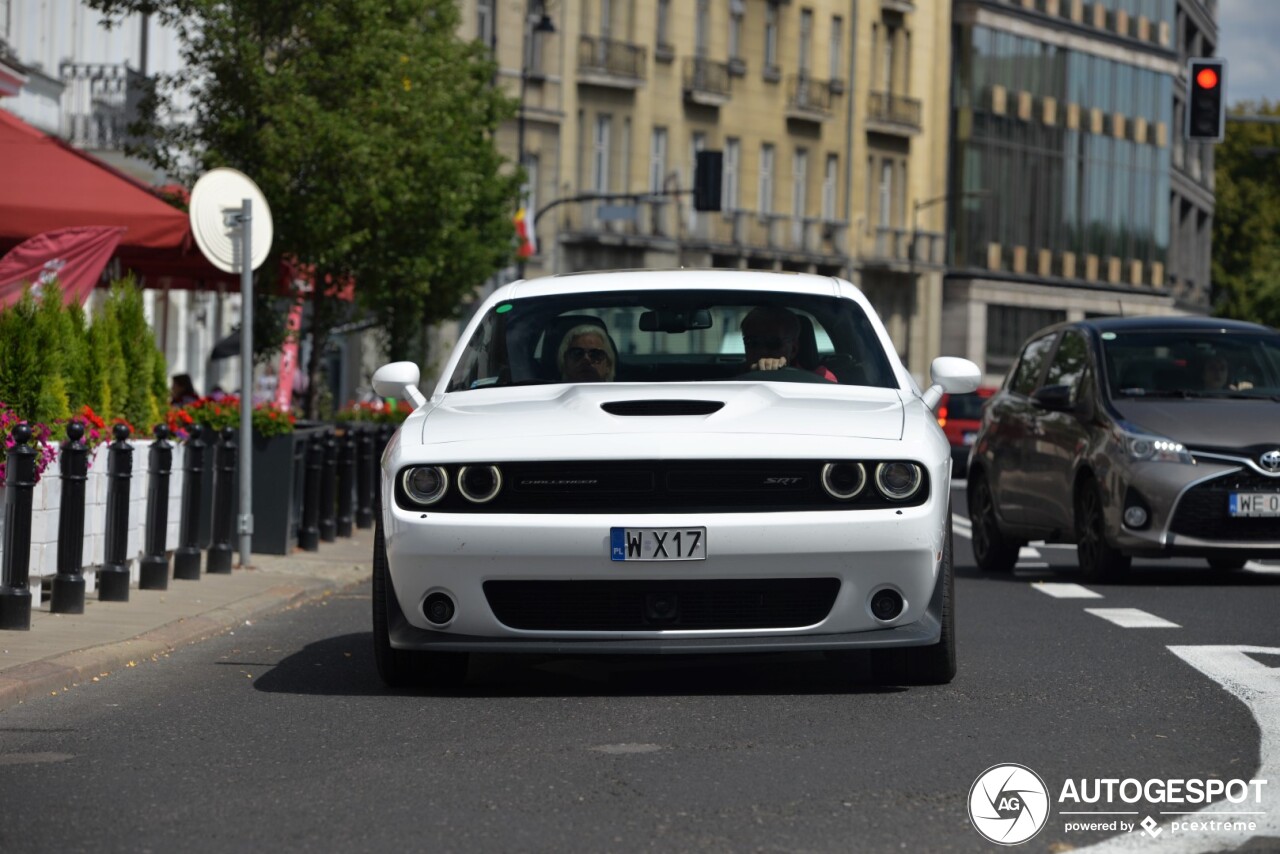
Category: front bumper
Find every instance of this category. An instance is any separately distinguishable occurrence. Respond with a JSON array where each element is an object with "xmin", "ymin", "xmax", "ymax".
[
  {"xmin": 383, "ymin": 503, "xmax": 948, "ymax": 651},
  {"xmin": 1110, "ymin": 460, "xmax": 1280, "ymax": 559}
]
